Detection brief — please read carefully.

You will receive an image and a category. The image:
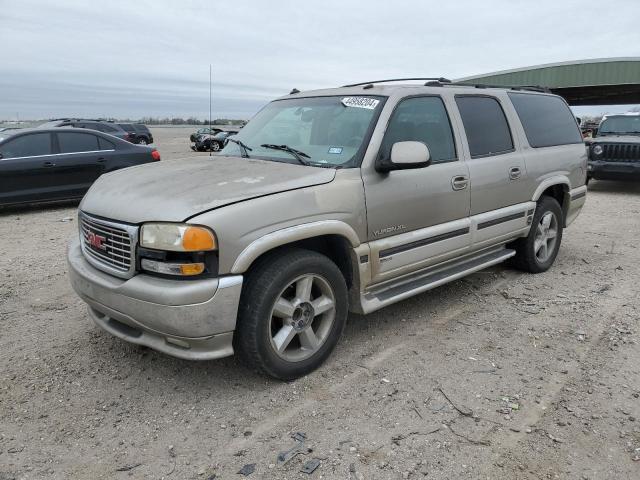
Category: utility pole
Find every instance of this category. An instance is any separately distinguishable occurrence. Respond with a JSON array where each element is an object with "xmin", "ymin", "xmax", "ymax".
[{"xmin": 209, "ymin": 64, "xmax": 212, "ymax": 157}]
